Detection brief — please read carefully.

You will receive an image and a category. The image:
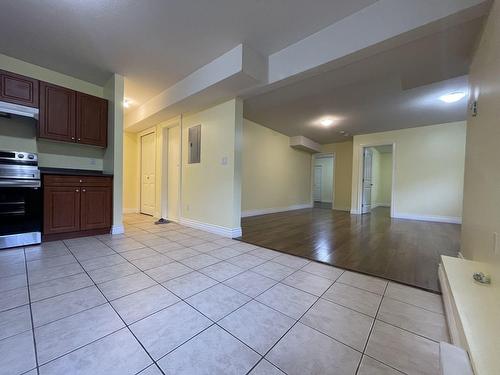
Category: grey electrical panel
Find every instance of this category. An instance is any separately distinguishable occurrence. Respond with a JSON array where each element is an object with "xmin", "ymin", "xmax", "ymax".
[{"xmin": 188, "ymin": 125, "xmax": 201, "ymax": 164}]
